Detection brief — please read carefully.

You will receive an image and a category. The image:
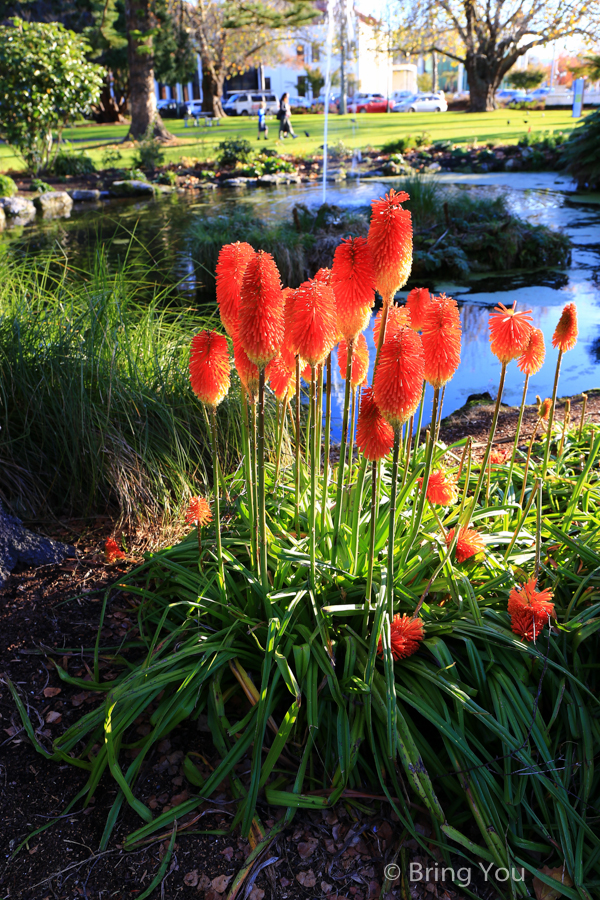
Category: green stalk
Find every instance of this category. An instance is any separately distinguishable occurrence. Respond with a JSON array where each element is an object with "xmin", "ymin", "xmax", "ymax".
[
  {"xmin": 387, "ymin": 429, "xmax": 401, "ymax": 618},
  {"xmin": 434, "ymin": 384, "xmax": 446, "ymax": 444},
  {"xmin": 541, "ymin": 347, "xmax": 563, "ymax": 479},
  {"xmin": 347, "ymin": 385, "xmax": 357, "ymax": 487},
  {"xmin": 504, "ymin": 478, "xmax": 540, "ymax": 560},
  {"xmin": 321, "ymin": 354, "xmax": 333, "ymax": 513},
  {"xmin": 240, "ymin": 391, "xmax": 256, "ymax": 567},
  {"xmin": 257, "ymin": 370, "xmax": 268, "ymax": 594},
  {"xmin": 274, "ymin": 391, "xmax": 289, "ymax": 485},
  {"xmin": 413, "ymin": 381, "xmax": 426, "ymax": 457},
  {"xmin": 210, "ymin": 405, "xmax": 224, "ymax": 589},
  {"xmin": 295, "ymin": 357, "xmax": 301, "ymax": 537},
  {"xmin": 519, "ymin": 418, "xmax": 541, "ymax": 506},
  {"xmin": 400, "ymin": 387, "xmax": 439, "ymax": 566},
  {"xmin": 473, "ymin": 362, "xmax": 507, "ymax": 508},
  {"xmin": 350, "ymin": 456, "xmax": 367, "ymax": 575},
  {"xmin": 578, "ymin": 393, "xmax": 588, "ymax": 438},
  {"xmin": 401, "ymin": 417, "xmax": 414, "ymax": 490},
  {"xmin": 310, "ymin": 366, "xmax": 318, "ymax": 588},
  {"xmin": 505, "ymin": 374, "xmax": 529, "ymax": 503},
  {"xmin": 332, "ymin": 337, "xmax": 354, "ymax": 566},
  {"xmin": 365, "ymin": 460, "xmax": 378, "ymax": 610},
  {"xmin": 558, "ymin": 398, "xmax": 571, "ymax": 457}
]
